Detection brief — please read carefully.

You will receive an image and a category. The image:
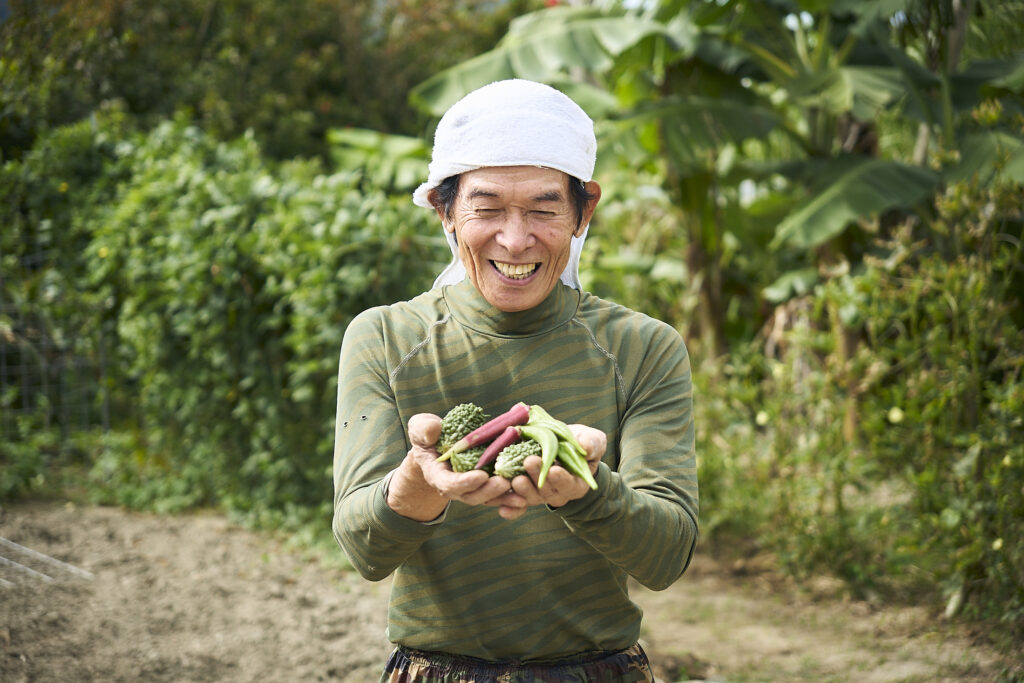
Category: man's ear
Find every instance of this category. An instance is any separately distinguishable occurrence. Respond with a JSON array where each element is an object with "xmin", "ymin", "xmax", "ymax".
[
  {"xmin": 426, "ymin": 189, "xmax": 454, "ymax": 232},
  {"xmin": 576, "ymin": 180, "xmax": 602, "ymax": 237}
]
